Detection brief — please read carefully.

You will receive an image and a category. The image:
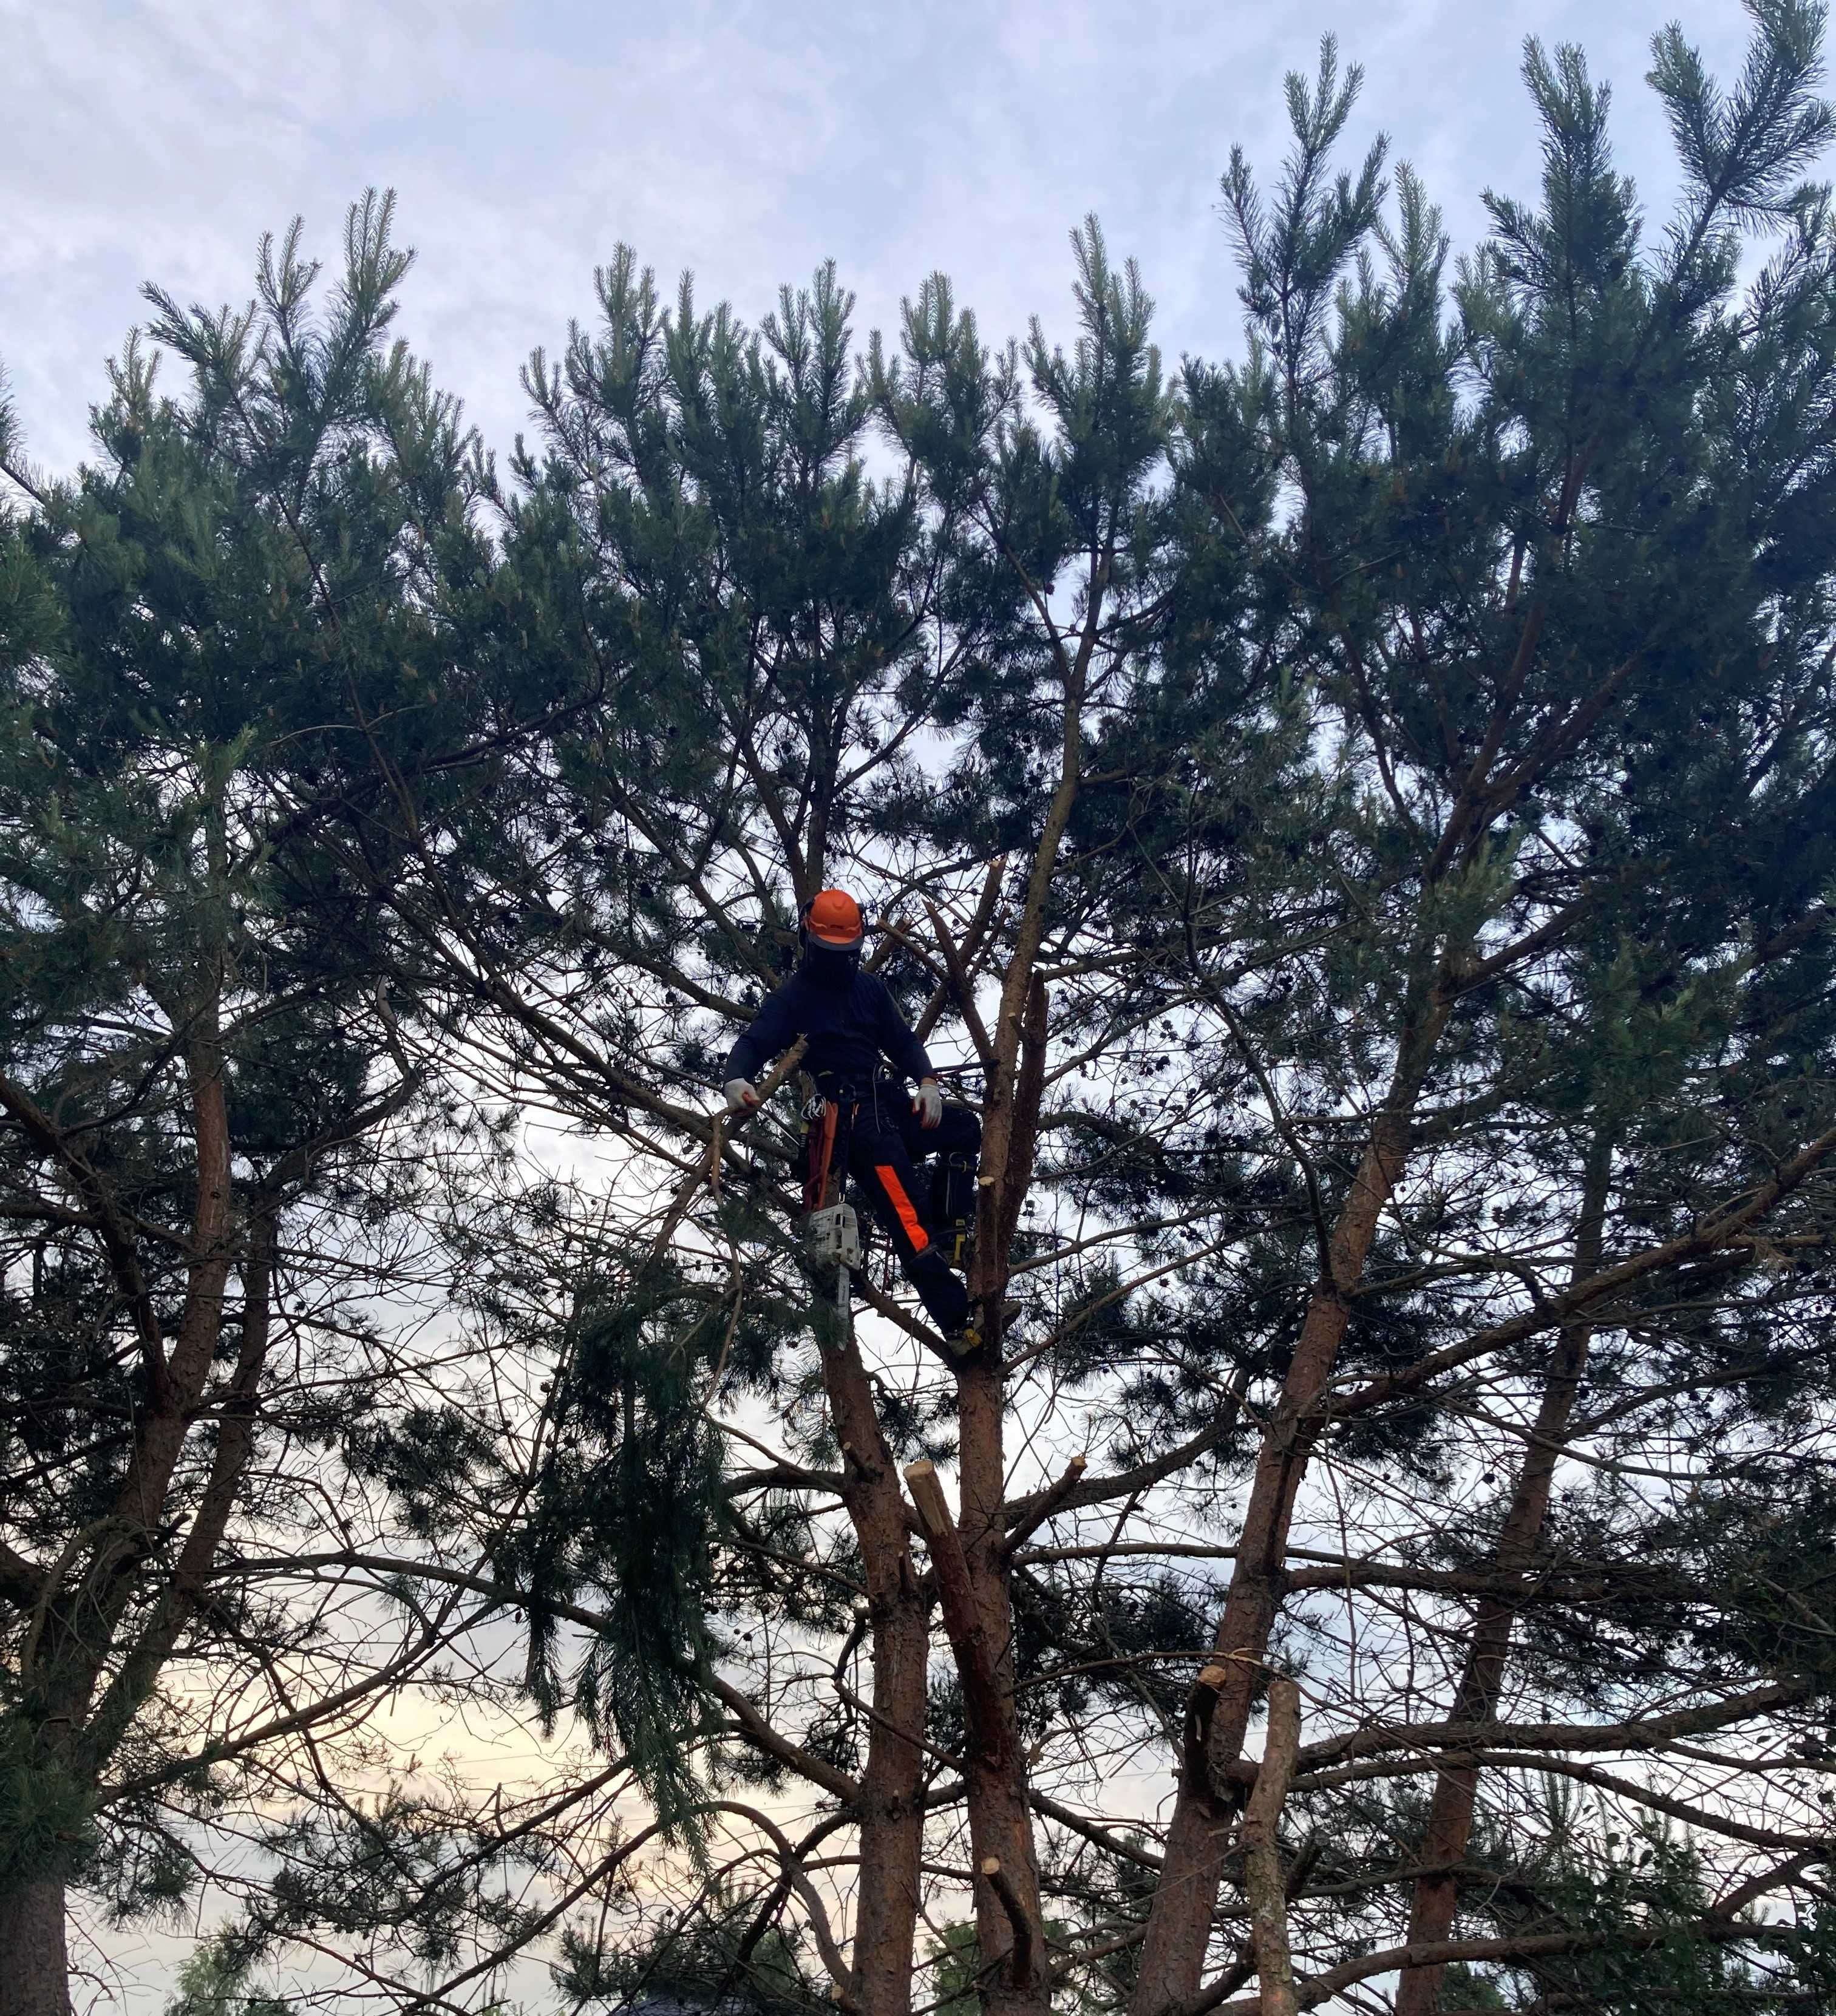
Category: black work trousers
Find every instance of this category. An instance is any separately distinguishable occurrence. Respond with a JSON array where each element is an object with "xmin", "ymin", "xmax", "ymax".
[{"xmin": 846, "ymin": 1087, "xmax": 980, "ymax": 1336}]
